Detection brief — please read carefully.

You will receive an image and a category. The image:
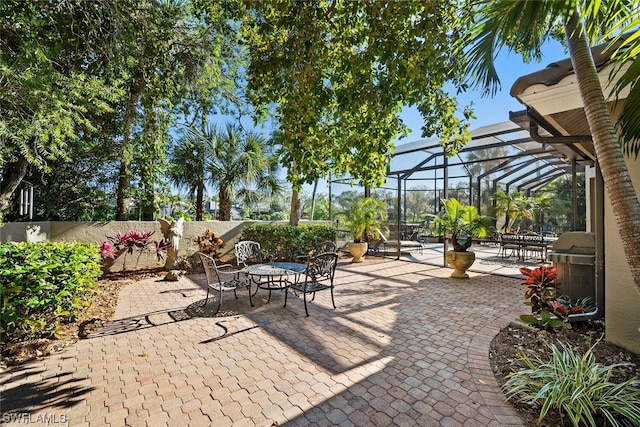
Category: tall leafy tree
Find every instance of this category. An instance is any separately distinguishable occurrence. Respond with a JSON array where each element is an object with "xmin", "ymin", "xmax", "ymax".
[
  {"xmin": 0, "ymin": 0, "xmax": 125, "ymax": 219},
  {"xmin": 111, "ymin": 0, "xmax": 213, "ymax": 220},
  {"xmin": 25, "ymin": 157, "xmax": 117, "ymax": 222},
  {"xmin": 465, "ymin": 0, "xmax": 640, "ymax": 293},
  {"xmin": 405, "ymin": 186, "xmax": 434, "ymax": 222},
  {"xmin": 242, "ymin": 0, "xmax": 473, "ymax": 225}
]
